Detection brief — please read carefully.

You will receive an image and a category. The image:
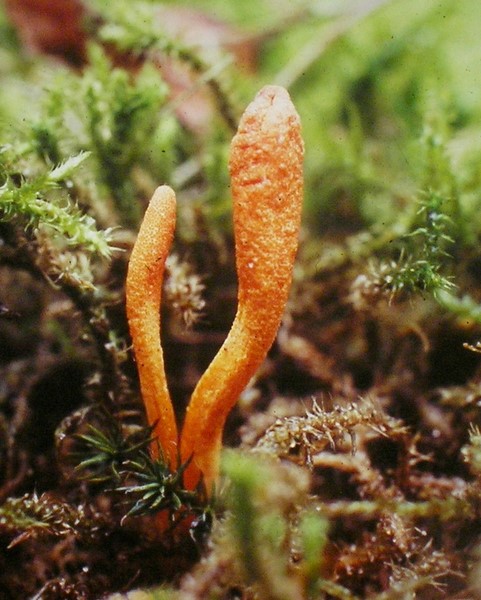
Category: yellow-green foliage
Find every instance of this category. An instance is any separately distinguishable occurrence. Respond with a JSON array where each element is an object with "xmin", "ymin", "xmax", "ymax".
[{"xmin": 3, "ymin": 0, "xmax": 481, "ymax": 598}]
